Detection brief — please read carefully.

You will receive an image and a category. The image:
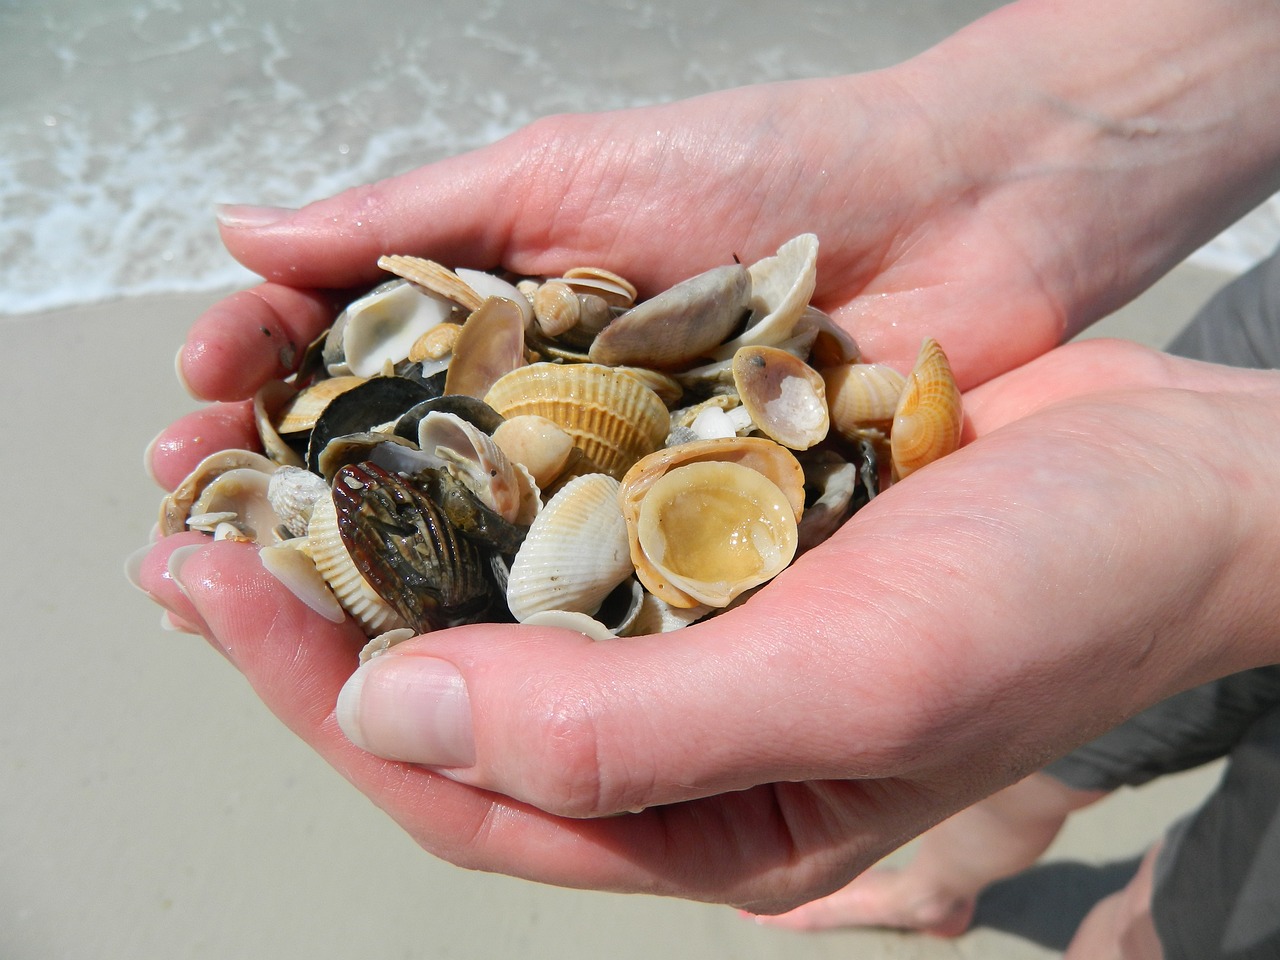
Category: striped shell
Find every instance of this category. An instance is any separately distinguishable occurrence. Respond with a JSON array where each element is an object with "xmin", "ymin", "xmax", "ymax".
[
  {"xmin": 483, "ymin": 362, "xmax": 669, "ymax": 480},
  {"xmin": 890, "ymin": 338, "xmax": 962, "ymax": 480}
]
